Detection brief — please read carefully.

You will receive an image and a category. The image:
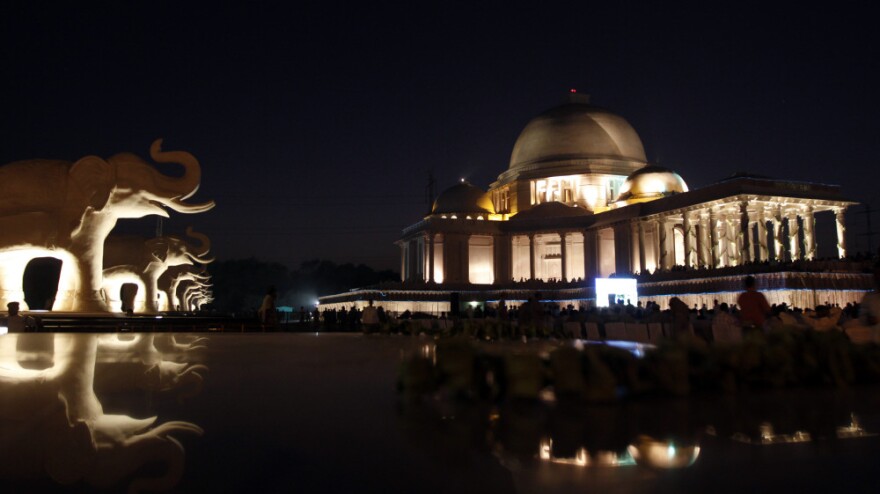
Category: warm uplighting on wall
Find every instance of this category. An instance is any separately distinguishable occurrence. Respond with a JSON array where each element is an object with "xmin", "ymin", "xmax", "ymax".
[
  {"xmin": 627, "ymin": 437, "xmax": 701, "ymax": 469},
  {"xmin": 468, "ymin": 236, "xmax": 494, "ymax": 284}
]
